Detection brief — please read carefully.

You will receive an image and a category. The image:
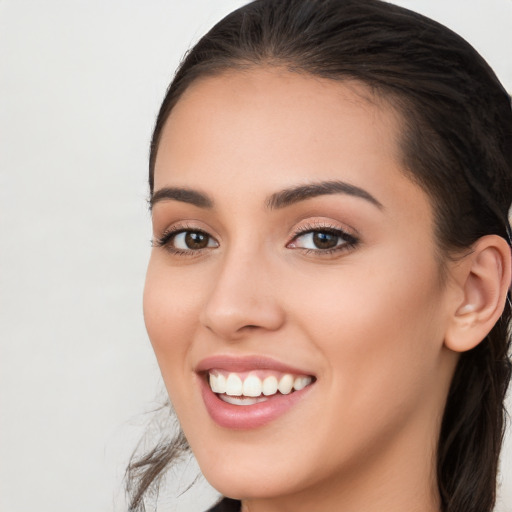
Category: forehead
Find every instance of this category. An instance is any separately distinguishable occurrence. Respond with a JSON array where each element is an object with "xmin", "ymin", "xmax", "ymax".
[
  {"xmin": 155, "ymin": 68, "xmax": 404, "ymax": 188},
  {"xmin": 152, "ymin": 68, "xmax": 434, "ymax": 233}
]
